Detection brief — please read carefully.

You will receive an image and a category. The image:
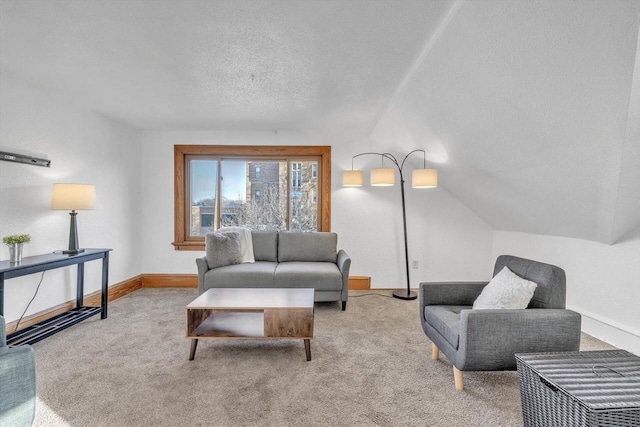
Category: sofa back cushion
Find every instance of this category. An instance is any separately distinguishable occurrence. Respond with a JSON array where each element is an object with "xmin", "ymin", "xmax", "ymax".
[
  {"xmin": 493, "ymin": 255, "xmax": 566, "ymax": 309},
  {"xmin": 278, "ymin": 231, "xmax": 337, "ymax": 263},
  {"xmin": 251, "ymin": 231, "xmax": 278, "ymax": 262}
]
